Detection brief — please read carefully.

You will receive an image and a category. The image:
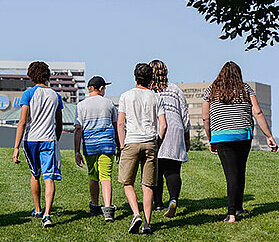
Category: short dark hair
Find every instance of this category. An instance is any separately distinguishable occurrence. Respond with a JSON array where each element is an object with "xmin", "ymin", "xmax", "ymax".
[
  {"xmin": 27, "ymin": 61, "xmax": 50, "ymax": 84},
  {"xmin": 134, "ymin": 63, "xmax": 153, "ymax": 87}
]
